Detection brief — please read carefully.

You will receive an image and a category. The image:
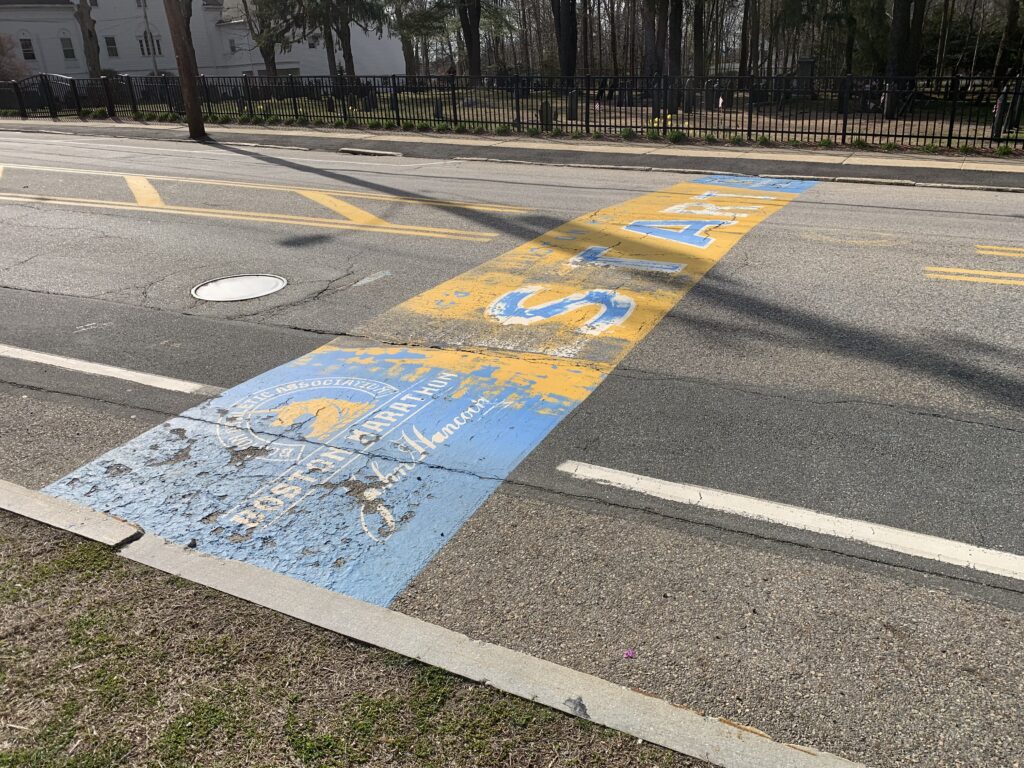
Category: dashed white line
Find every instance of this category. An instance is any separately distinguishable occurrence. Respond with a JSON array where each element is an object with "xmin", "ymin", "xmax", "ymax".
[
  {"xmin": 0, "ymin": 343, "xmax": 223, "ymax": 396},
  {"xmin": 558, "ymin": 460, "xmax": 1024, "ymax": 583}
]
